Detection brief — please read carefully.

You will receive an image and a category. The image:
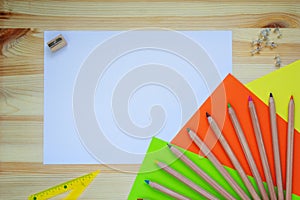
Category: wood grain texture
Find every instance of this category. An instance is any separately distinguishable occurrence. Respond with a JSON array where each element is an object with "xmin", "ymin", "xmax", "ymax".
[
  {"xmin": 1, "ymin": 1, "xmax": 299, "ymax": 29},
  {"xmin": 0, "ymin": 1, "xmax": 299, "ymax": 199}
]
